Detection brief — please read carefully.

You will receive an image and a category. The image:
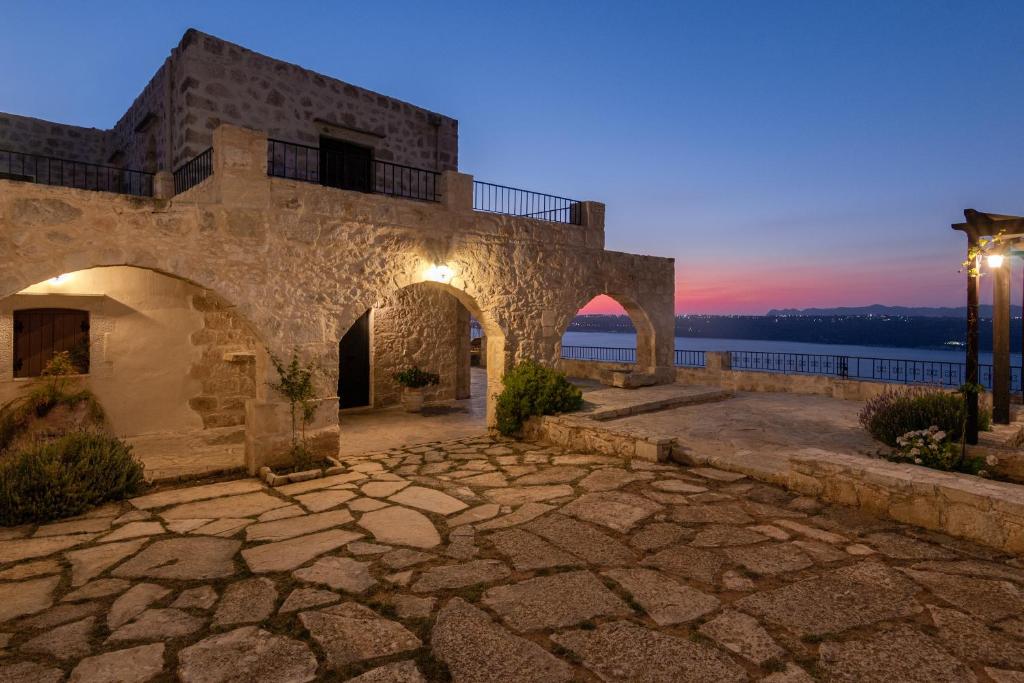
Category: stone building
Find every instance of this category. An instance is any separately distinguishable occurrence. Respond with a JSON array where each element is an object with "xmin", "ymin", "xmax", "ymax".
[{"xmin": 0, "ymin": 30, "xmax": 675, "ymax": 474}]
